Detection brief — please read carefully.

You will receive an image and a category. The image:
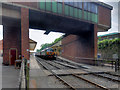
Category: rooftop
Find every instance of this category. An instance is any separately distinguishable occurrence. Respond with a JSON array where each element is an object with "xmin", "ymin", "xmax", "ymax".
[{"xmin": 98, "ymin": 32, "xmax": 119, "ymax": 37}]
